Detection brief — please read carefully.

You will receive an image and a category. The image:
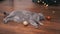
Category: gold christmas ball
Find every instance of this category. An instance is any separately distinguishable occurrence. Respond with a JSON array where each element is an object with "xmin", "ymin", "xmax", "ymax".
[
  {"xmin": 45, "ymin": 4, "xmax": 48, "ymax": 7},
  {"xmin": 23, "ymin": 21, "xmax": 28, "ymax": 26}
]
